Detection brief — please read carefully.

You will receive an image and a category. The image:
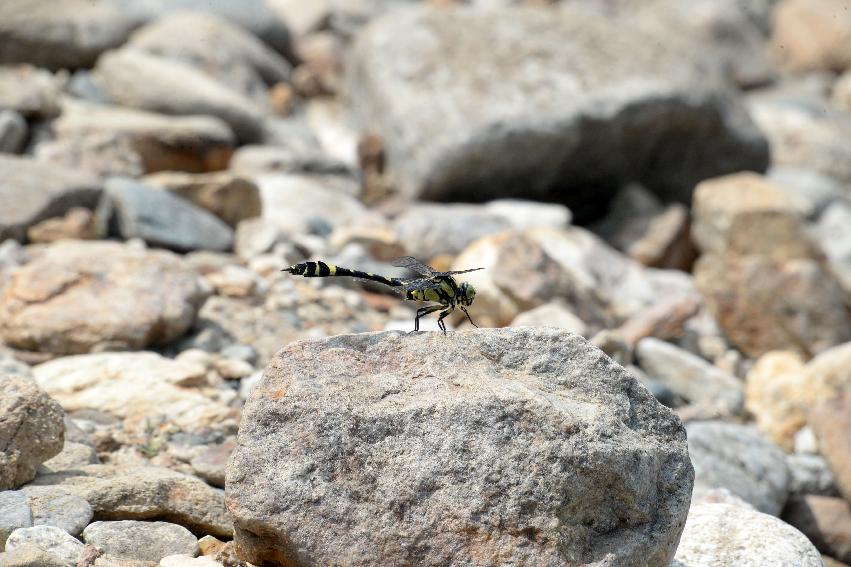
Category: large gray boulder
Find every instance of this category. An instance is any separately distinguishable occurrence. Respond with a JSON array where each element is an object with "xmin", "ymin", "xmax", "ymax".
[
  {"xmin": 347, "ymin": 5, "xmax": 768, "ymax": 220},
  {"xmin": 0, "ymin": 375, "xmax": 64, "ymax": 490},
  {"xmin": 0, "ymin": 155, "xmax": 102, "ymax": 243},
  {"xmin": 226, "ymin": 328, "xmax": 693, "ymax": 566},
  {"xmin": 0, "ymin": 0, "xmax": 137, "ymax": 70}
]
